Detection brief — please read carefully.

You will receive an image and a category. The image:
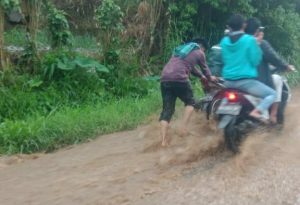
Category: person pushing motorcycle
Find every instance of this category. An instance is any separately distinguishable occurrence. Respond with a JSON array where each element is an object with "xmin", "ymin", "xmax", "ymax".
[{"xmin": 159, "ymin": 38, "xmax": 216, "ymax": 147}]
